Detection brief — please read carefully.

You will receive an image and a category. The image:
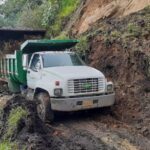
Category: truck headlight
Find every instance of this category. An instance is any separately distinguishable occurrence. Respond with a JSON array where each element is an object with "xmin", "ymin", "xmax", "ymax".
[
  {"xmin": 54, "ymin": 88, "xmax": 63, "ymax": 97},
  {"xmin": 107, "ymin": 84, "xmax": 113, "ymax": 92}
]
